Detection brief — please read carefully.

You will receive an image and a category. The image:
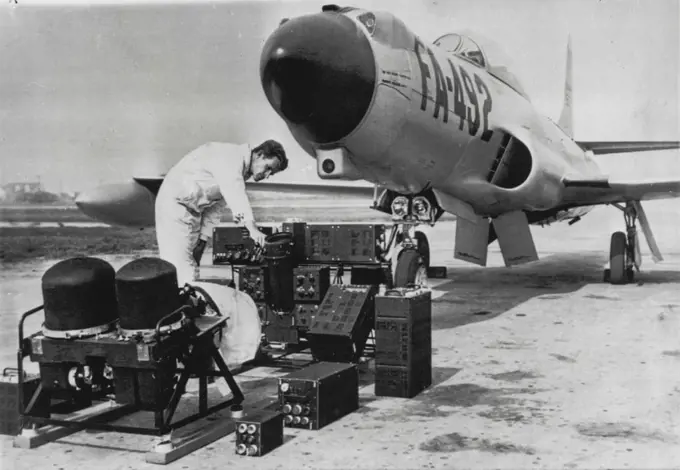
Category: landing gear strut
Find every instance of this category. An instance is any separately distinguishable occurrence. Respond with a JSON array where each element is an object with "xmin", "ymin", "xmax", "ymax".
[
  {"xmin": 386, "ymin": 223, "xmax": 430, "ymax": 288},
  {"xmin": 604, "ymin": 201, "xmax": 639, "ymax": 284}
]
